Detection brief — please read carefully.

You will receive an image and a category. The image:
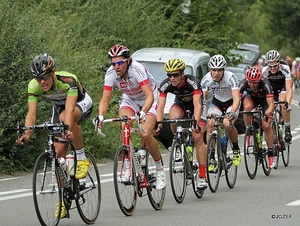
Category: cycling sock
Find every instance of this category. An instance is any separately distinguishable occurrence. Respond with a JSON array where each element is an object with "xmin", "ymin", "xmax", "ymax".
[
  {"xmin": 232, "ymin": 142, "xmax": 239, "ymax": 151},
  {"xmin": 199, "ymin": 164, "xmax": 206, "ymax": 178},
  {"xmin": 75, "ymin": 147, "xmax": 86, "ymax": 160},
  {"xmin": 285, "ymin": 125, "xmax": 291, "ymax": 131},
  {"xmin": 154, "ymin": 159, "xmax": 163, "ymax": 171},
  {"xmin": 268, "ymin": 148, "xmax": 273, "ymax": 157}
]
